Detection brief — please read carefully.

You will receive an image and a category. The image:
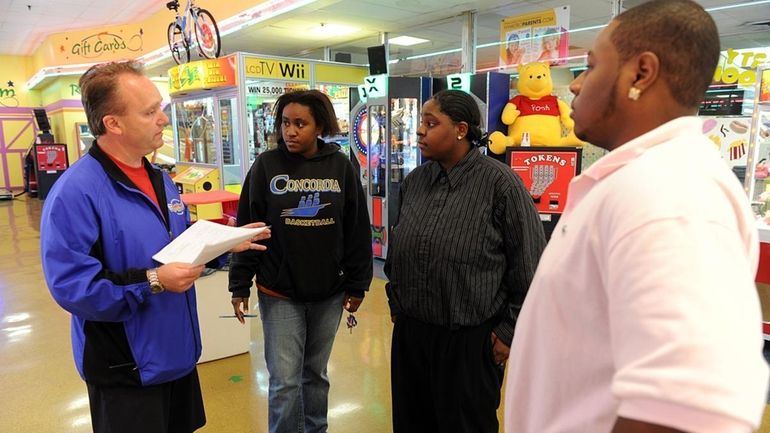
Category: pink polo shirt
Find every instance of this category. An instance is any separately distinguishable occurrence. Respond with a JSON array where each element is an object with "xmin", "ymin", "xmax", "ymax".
[{"xmin": 504, "ymin": 117, "xmax": 768, "ymax": 433}]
